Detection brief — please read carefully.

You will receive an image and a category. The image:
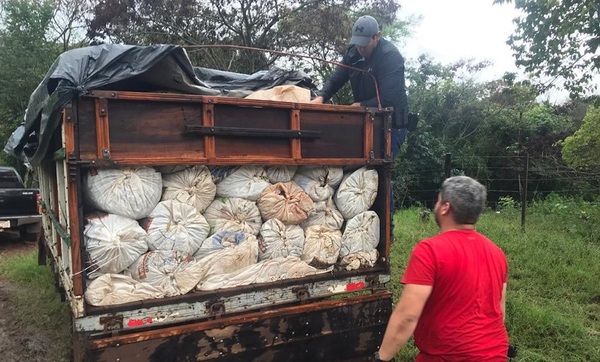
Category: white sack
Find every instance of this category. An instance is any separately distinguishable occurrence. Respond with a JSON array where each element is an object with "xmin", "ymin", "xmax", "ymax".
[
  {"xmin": 83, "ymin": 213, "xmax": 148, "ymax": 279},
  {"xmin": 162, "ymin": 165, "xmax": 216, "ymax": 213},
  {"xmin": 143, "ymin": 200, "xmax": 210, "ymax": 255},
  {"xmin": 193, "ymin": 237, "xmax": 260, "ymax": 290},
  {"xmin": 339, "ymin": 250, "xmax": 379, "ymax": 271},
  {"xmin": 194, "ymin": 231, "xmax": 254, "ymax": 260},
  {"xmin": 339, "ymin": 211, "xmax": 380, "ymax": 258},
  {"xmin": 127, "ymin": 250, "xmax": 196, "ymax": 296},
  {"xmin": 265, "ymin": 166, "xmax": 298, "ymax": 183},
  {"xmin": 300, "ymin": 197, "xmax": 344, "ymax": 231},
  {"xmin": 203, "ymin": 197, "xmax": 262, "ymax": 235},
  {"xmin": 258, "ymin": 219, "xmax": 305, "ymax": 261},
  {"xmin": 84, "ymin": 167, "xmax": 162, "ymax": 219},
  {"xmin": 257, "ymin": 182, "xmax": 314, "ymax": 224},
  {"xmin": 334, "ymin": 167, "xmax": 379, "ymax": 220},
  {"xmin": 301, "ymin": 225, "xmax": 342, "ymax": 268},
  {"xmin": 216, "ymin": 166, "xmax": 271, "ymax": 201},
  {"xmin": 293, "ymin": 166, "xmax": 343, "ymax": 202},
  {"xmin": 198, "ymin": 256, "xmax": 328, "ymax": 290},
  {"xmin": 245, "ymin": 85, "xmax": 311, "ymax": 103},
  {"xmin": 84, "ymin": 273, "xmax": 165, "ymax": 306}
]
